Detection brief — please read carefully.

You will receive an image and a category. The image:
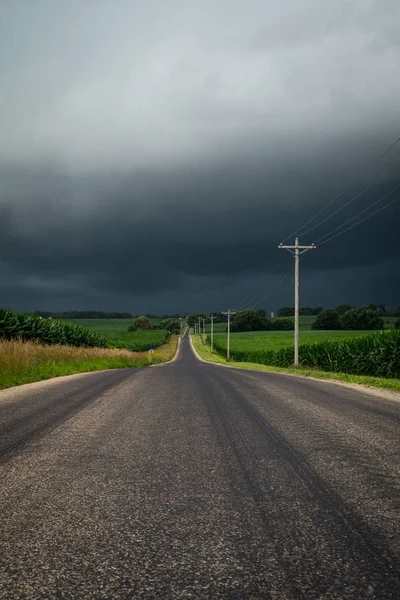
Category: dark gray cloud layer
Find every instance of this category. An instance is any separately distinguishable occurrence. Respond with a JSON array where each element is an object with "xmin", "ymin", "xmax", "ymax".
[{"xmin": 0, "ymin": 0, "xmax": 399, "ymax": 313}]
